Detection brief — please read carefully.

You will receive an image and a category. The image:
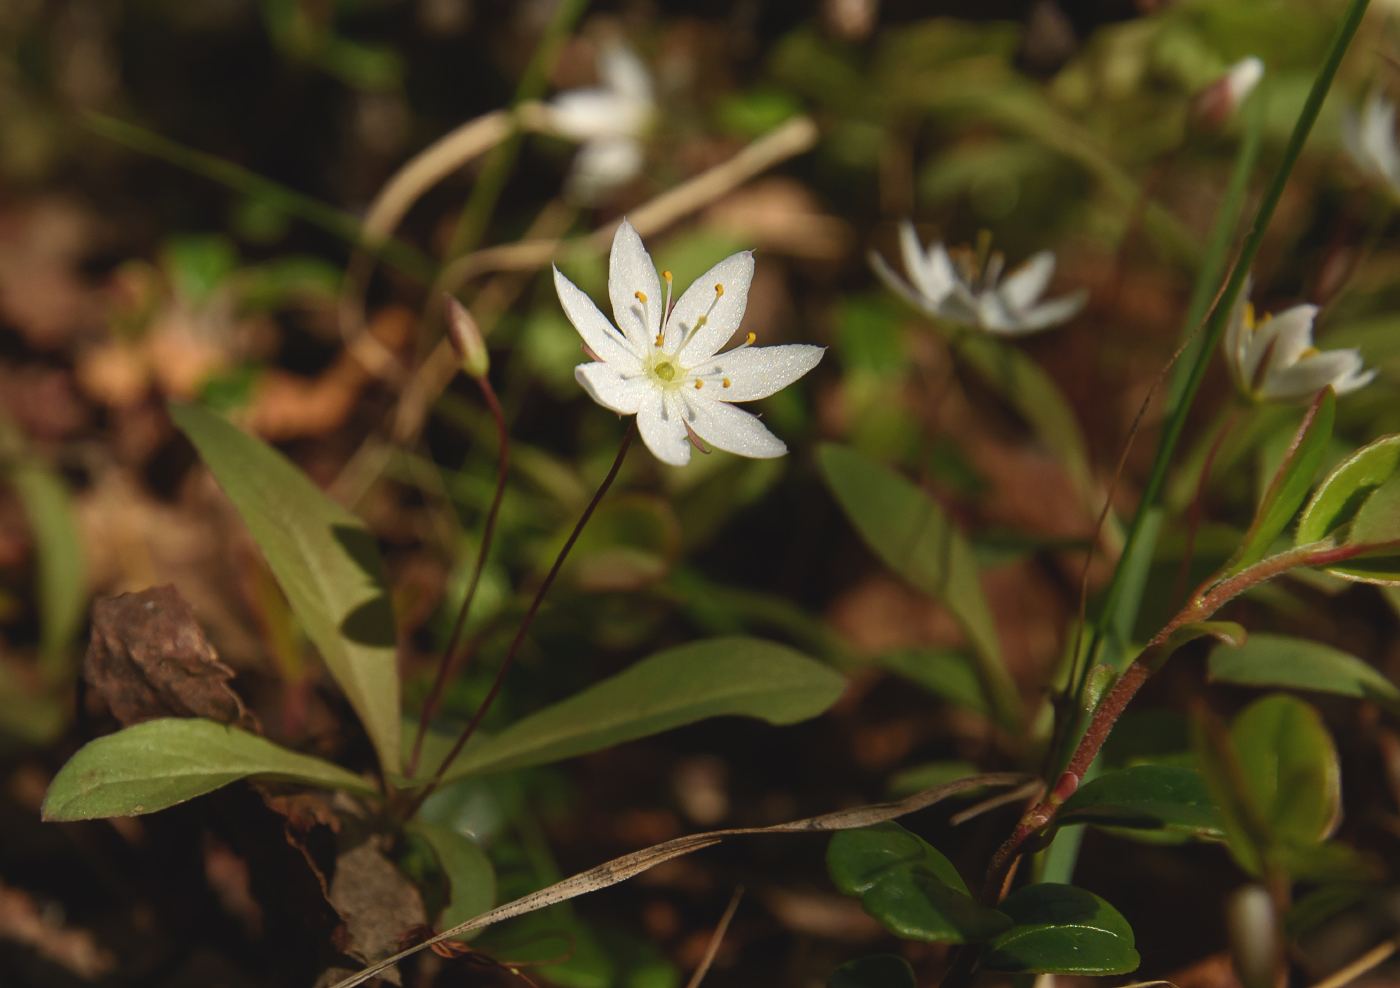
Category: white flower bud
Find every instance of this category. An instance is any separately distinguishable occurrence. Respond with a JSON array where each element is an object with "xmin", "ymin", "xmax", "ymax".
[
  {"xmin": 444, "ymin": 294, "xmax": 489, "ymax": 379},
  {"xmin": 1193, "ymin": 56, "xmax": 1265, "ymax": 131},
  {"xmin": 1227, "ymin": 884, "xmax": 1279, "ymax": 988}
]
